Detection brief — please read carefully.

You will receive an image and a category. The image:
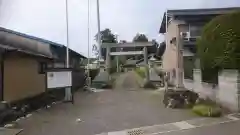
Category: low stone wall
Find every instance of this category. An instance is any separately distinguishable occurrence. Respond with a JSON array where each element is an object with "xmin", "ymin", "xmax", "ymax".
[{"xmin": 184, "ymin": 69, "xmax": 240, "ymax": 112}]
